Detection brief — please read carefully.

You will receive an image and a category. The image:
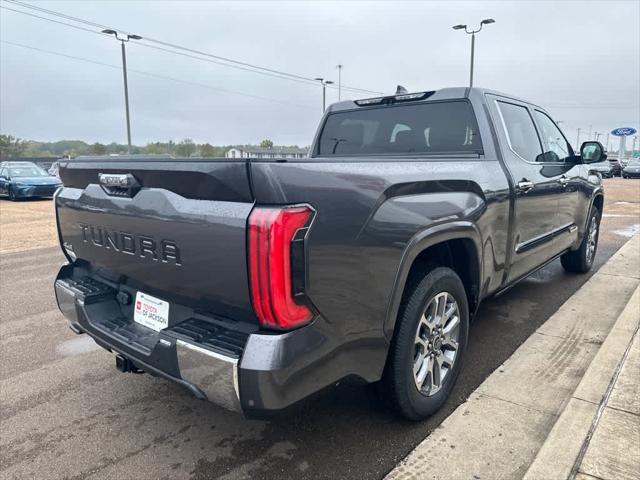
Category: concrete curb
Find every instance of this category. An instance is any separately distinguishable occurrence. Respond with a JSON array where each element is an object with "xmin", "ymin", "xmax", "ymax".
[
  {"xmin": 385, "ymin": 234, "xmax": 640, "ymax": 480},
  {"xmin": 523, "ymin": 286, "xmax": 639, "ymax": 480}
]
